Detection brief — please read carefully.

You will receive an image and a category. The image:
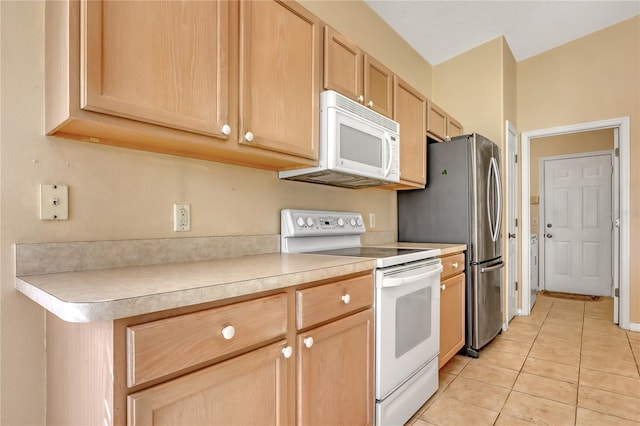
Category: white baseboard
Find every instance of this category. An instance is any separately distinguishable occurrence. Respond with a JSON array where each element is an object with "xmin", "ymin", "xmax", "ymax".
[{"xmin": 629, "ymin": 322, "xmax": 640, "ymax": 333}]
